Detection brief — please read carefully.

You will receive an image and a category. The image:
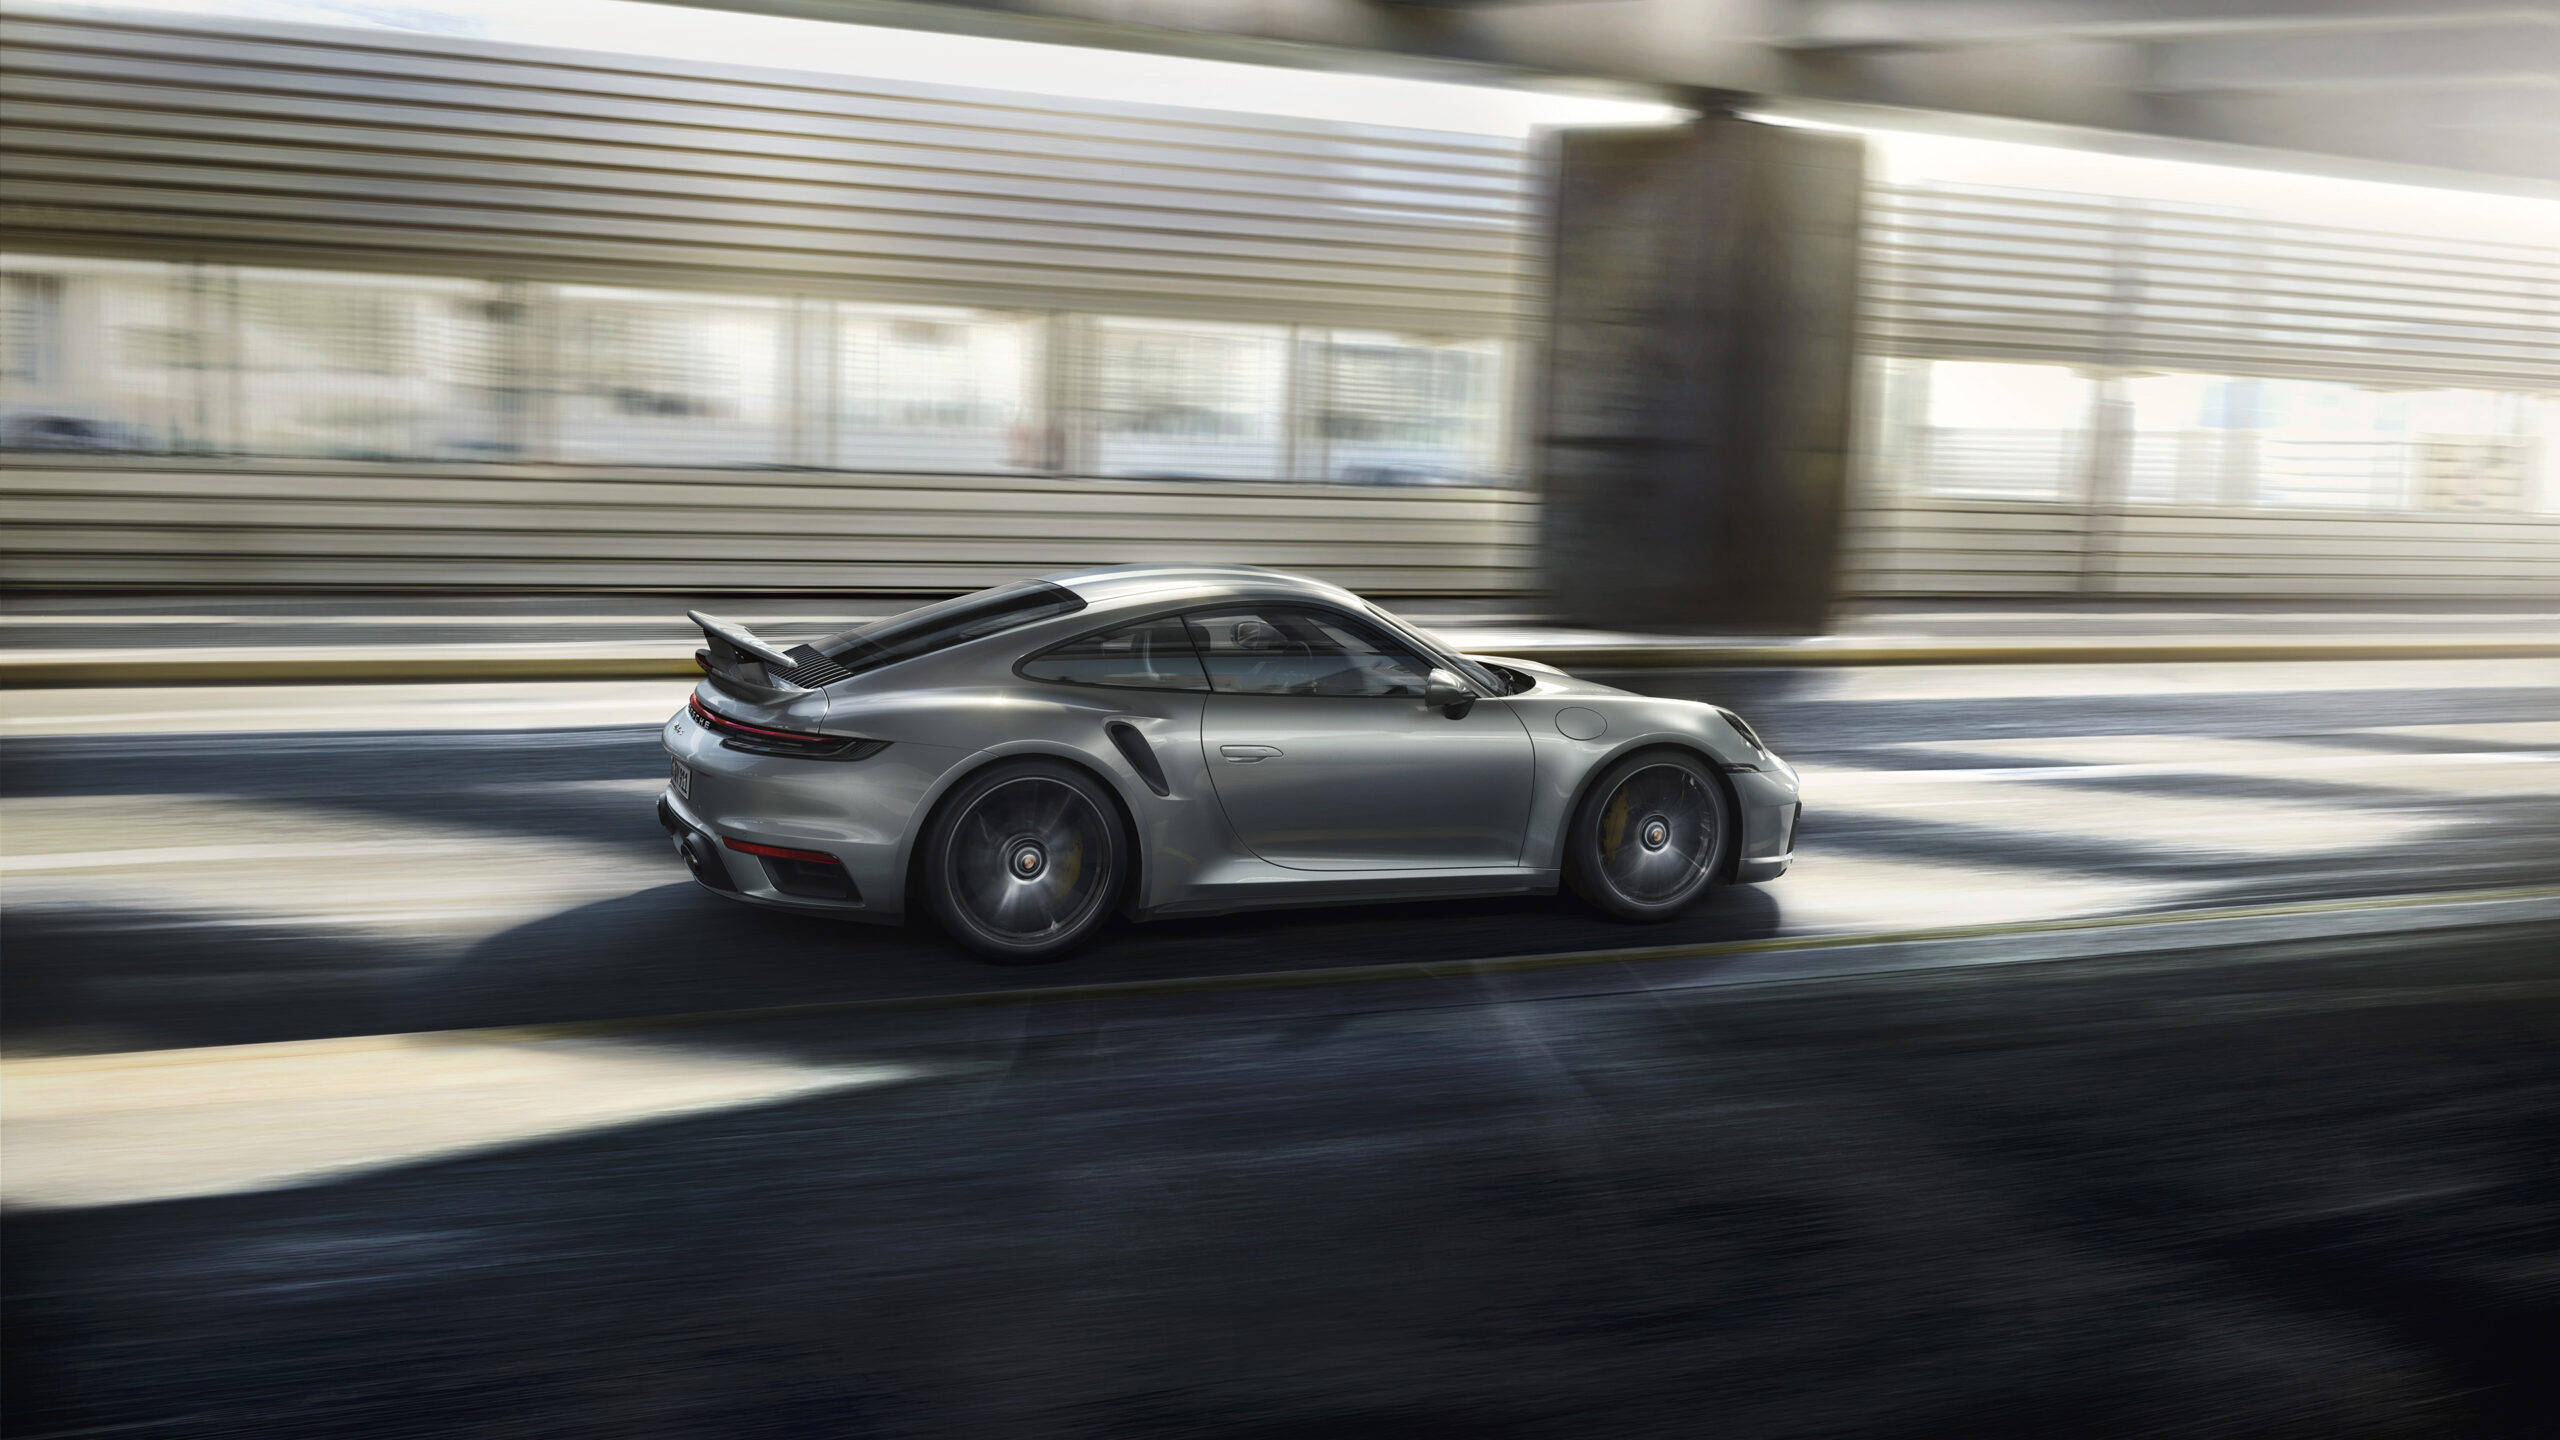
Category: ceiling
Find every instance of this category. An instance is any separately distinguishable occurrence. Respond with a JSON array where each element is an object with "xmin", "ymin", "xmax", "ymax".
[
  {"xmin": 669, "ymin": 0, "xmax": 2560, "ymax": 183},
  {"xmin": 1761, "ymin": 0, "xmax": 2560, "ymax": 181}
]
